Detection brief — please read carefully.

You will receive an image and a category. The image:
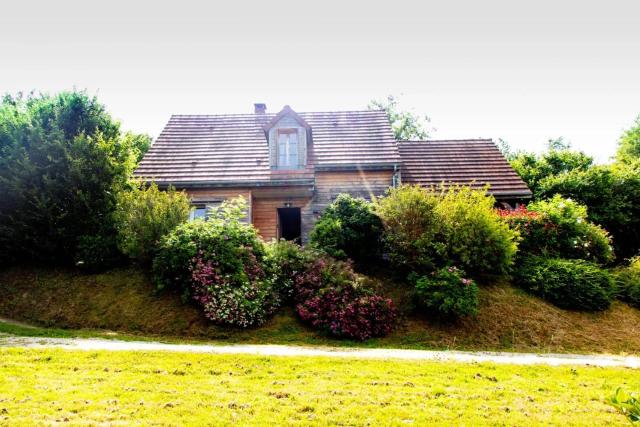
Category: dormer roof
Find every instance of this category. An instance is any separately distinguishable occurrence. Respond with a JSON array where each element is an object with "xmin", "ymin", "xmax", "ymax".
[{"xmin": 262, "ymin": 105, "xmax": 311, "ymax": 133}]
